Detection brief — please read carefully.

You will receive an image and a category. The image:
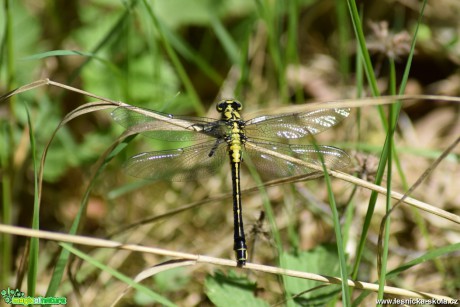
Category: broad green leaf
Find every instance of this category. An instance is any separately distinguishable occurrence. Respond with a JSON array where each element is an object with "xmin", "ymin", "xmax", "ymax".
[
  {"xmin": 281, "ymin": 245, "xmax": 342, "ymax": 305},
  {"xmin": 205, "ymin": 270, "xmax": 268, "ymax": 307}
]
